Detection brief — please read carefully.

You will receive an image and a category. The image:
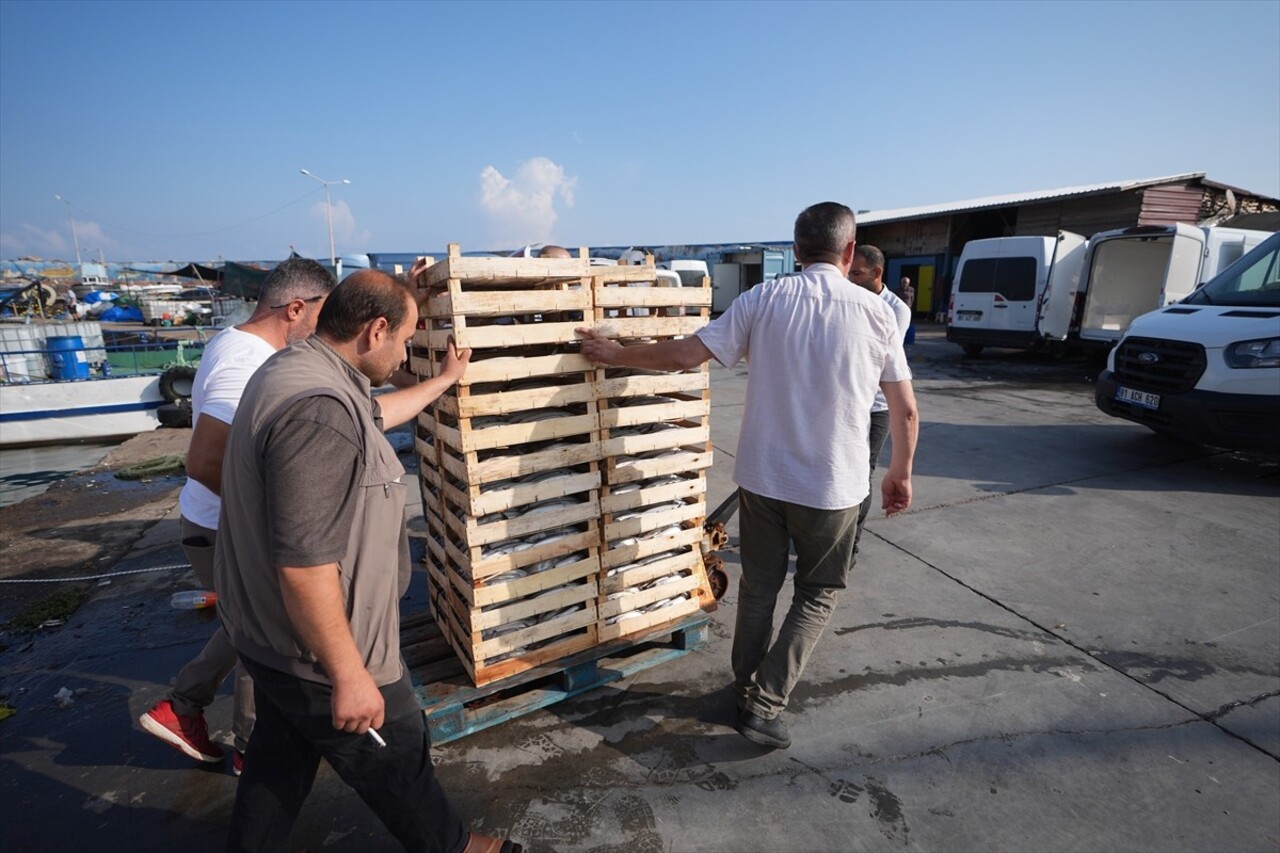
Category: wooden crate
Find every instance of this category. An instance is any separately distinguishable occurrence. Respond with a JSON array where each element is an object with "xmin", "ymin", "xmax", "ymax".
[
  {"xmin": 591, "ymin": 261, "xmax": 717, "ymax": 640},
  {"xmin": 411, "ymin": 249, "xmax": 719, "ymax": 683},
  {"xmin": 412, "ymin": 246, "xmax": 605, "ymax": 686}
]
